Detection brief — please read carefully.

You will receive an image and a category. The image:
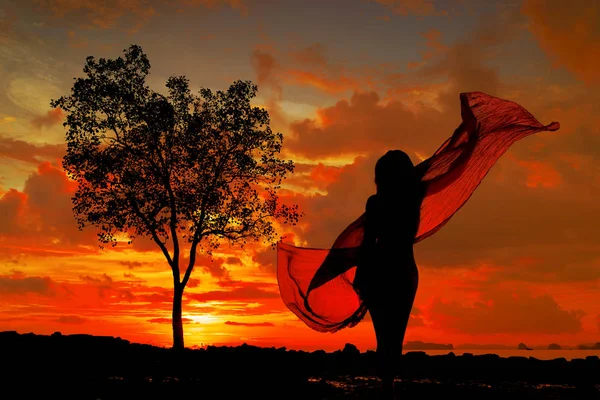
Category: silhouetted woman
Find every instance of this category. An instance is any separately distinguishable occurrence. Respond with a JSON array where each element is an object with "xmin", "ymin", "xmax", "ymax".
[
  {"xmin": 354, "ymin": 150, "xmax": 424, "ymax": 396},
  {"xmin": 276, "ymin": 92, "xmax": 560, "ymax": 399}
]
